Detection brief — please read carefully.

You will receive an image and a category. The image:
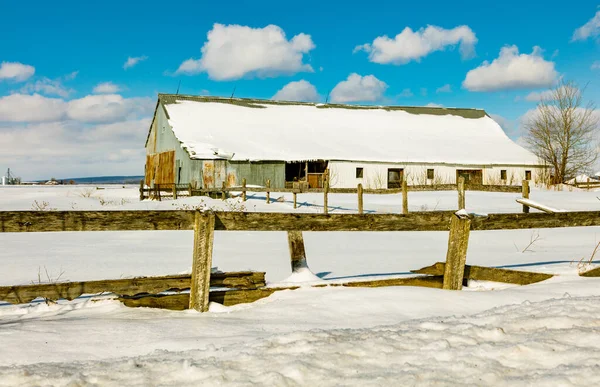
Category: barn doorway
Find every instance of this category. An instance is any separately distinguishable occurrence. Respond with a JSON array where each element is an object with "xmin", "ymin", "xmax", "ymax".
[
  {"xmin": 286, "ymin": 161, "xmax": 328, "ymax": 188},
  {"xmin": 456, "ymin": 169, "xmax": 483, "ymax": 184},
  {"xmin": 387, "ymin": 168, "xmax": 404, "ymax": 188}
]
